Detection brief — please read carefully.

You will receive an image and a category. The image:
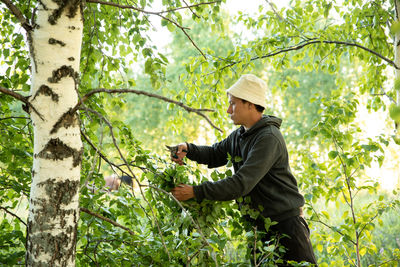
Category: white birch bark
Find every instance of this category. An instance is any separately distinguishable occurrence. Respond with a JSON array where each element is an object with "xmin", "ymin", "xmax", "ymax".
[
  {"xmin": 395, "ymin": 0, "xmax": 400, "ymax": 134},
  {"xmin": 26, "ymin": 0, "xmax": 83, "ymax": 265},
  {"xmin": 396, "ymin": 1, "xmax": 400, "ymax": 105}
]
